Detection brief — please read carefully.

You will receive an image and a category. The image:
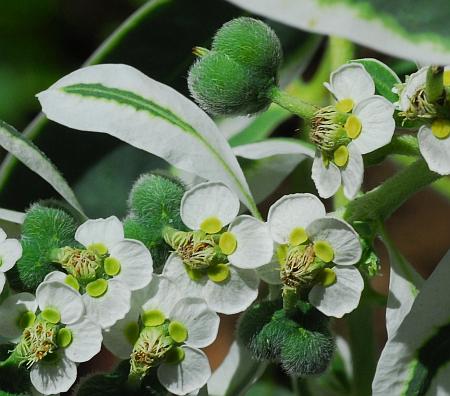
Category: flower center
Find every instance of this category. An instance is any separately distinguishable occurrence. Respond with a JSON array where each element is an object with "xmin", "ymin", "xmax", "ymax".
[
  {"xmin": 53, "ymin": 247, "xmax": 102, "ymax": 282},
  {"xmin": 18, "ymin": 319, "xmax": 57, "ymax": 367},
  {"xmin": 130, "ymin": 326, "xmax": 172, "ymax": 379}
]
